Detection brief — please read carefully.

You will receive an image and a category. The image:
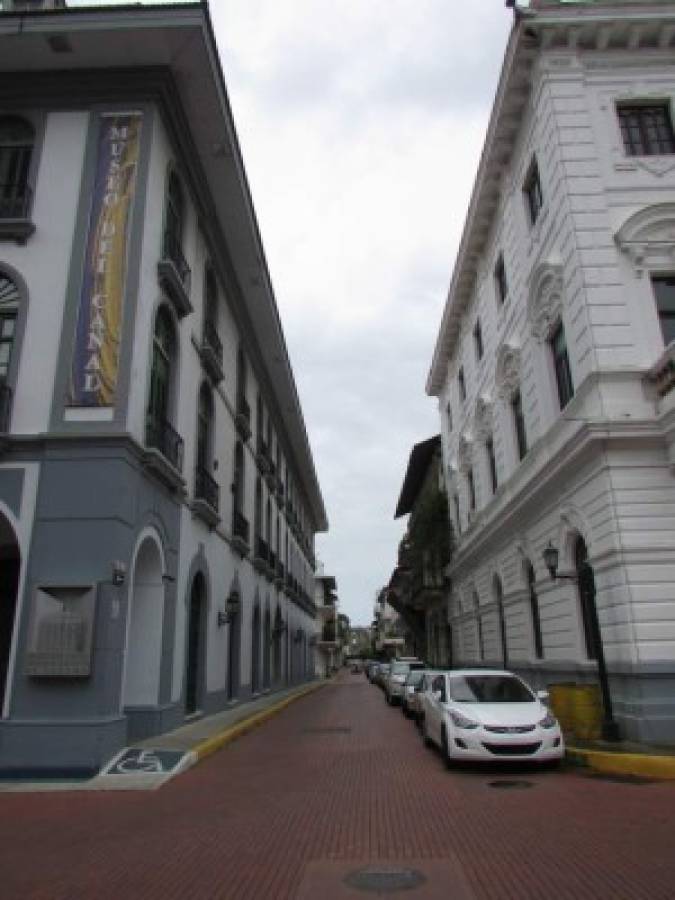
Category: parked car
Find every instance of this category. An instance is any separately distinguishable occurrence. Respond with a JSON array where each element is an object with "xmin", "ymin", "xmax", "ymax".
[
  {"xmin": 367, "ymin": 662, "xmax": 380, "ymax": 682},
  {"xmin": 411, "ymin": 669, "xmax": 444, "ymax": 726},
  {"xmin": 401, "ymin": 668, "xmax": 426, "ymax": 717},
  {"xmin": 421, "ymin": 669, "xmax": 564, "ymax": 767},
  {"xmin": 384, "ymin": 659, "xmax": 424, "ymax": 705},
  {"xmin": 375, "ymin": 663, "xmax": 390, "ymax": 688}
]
